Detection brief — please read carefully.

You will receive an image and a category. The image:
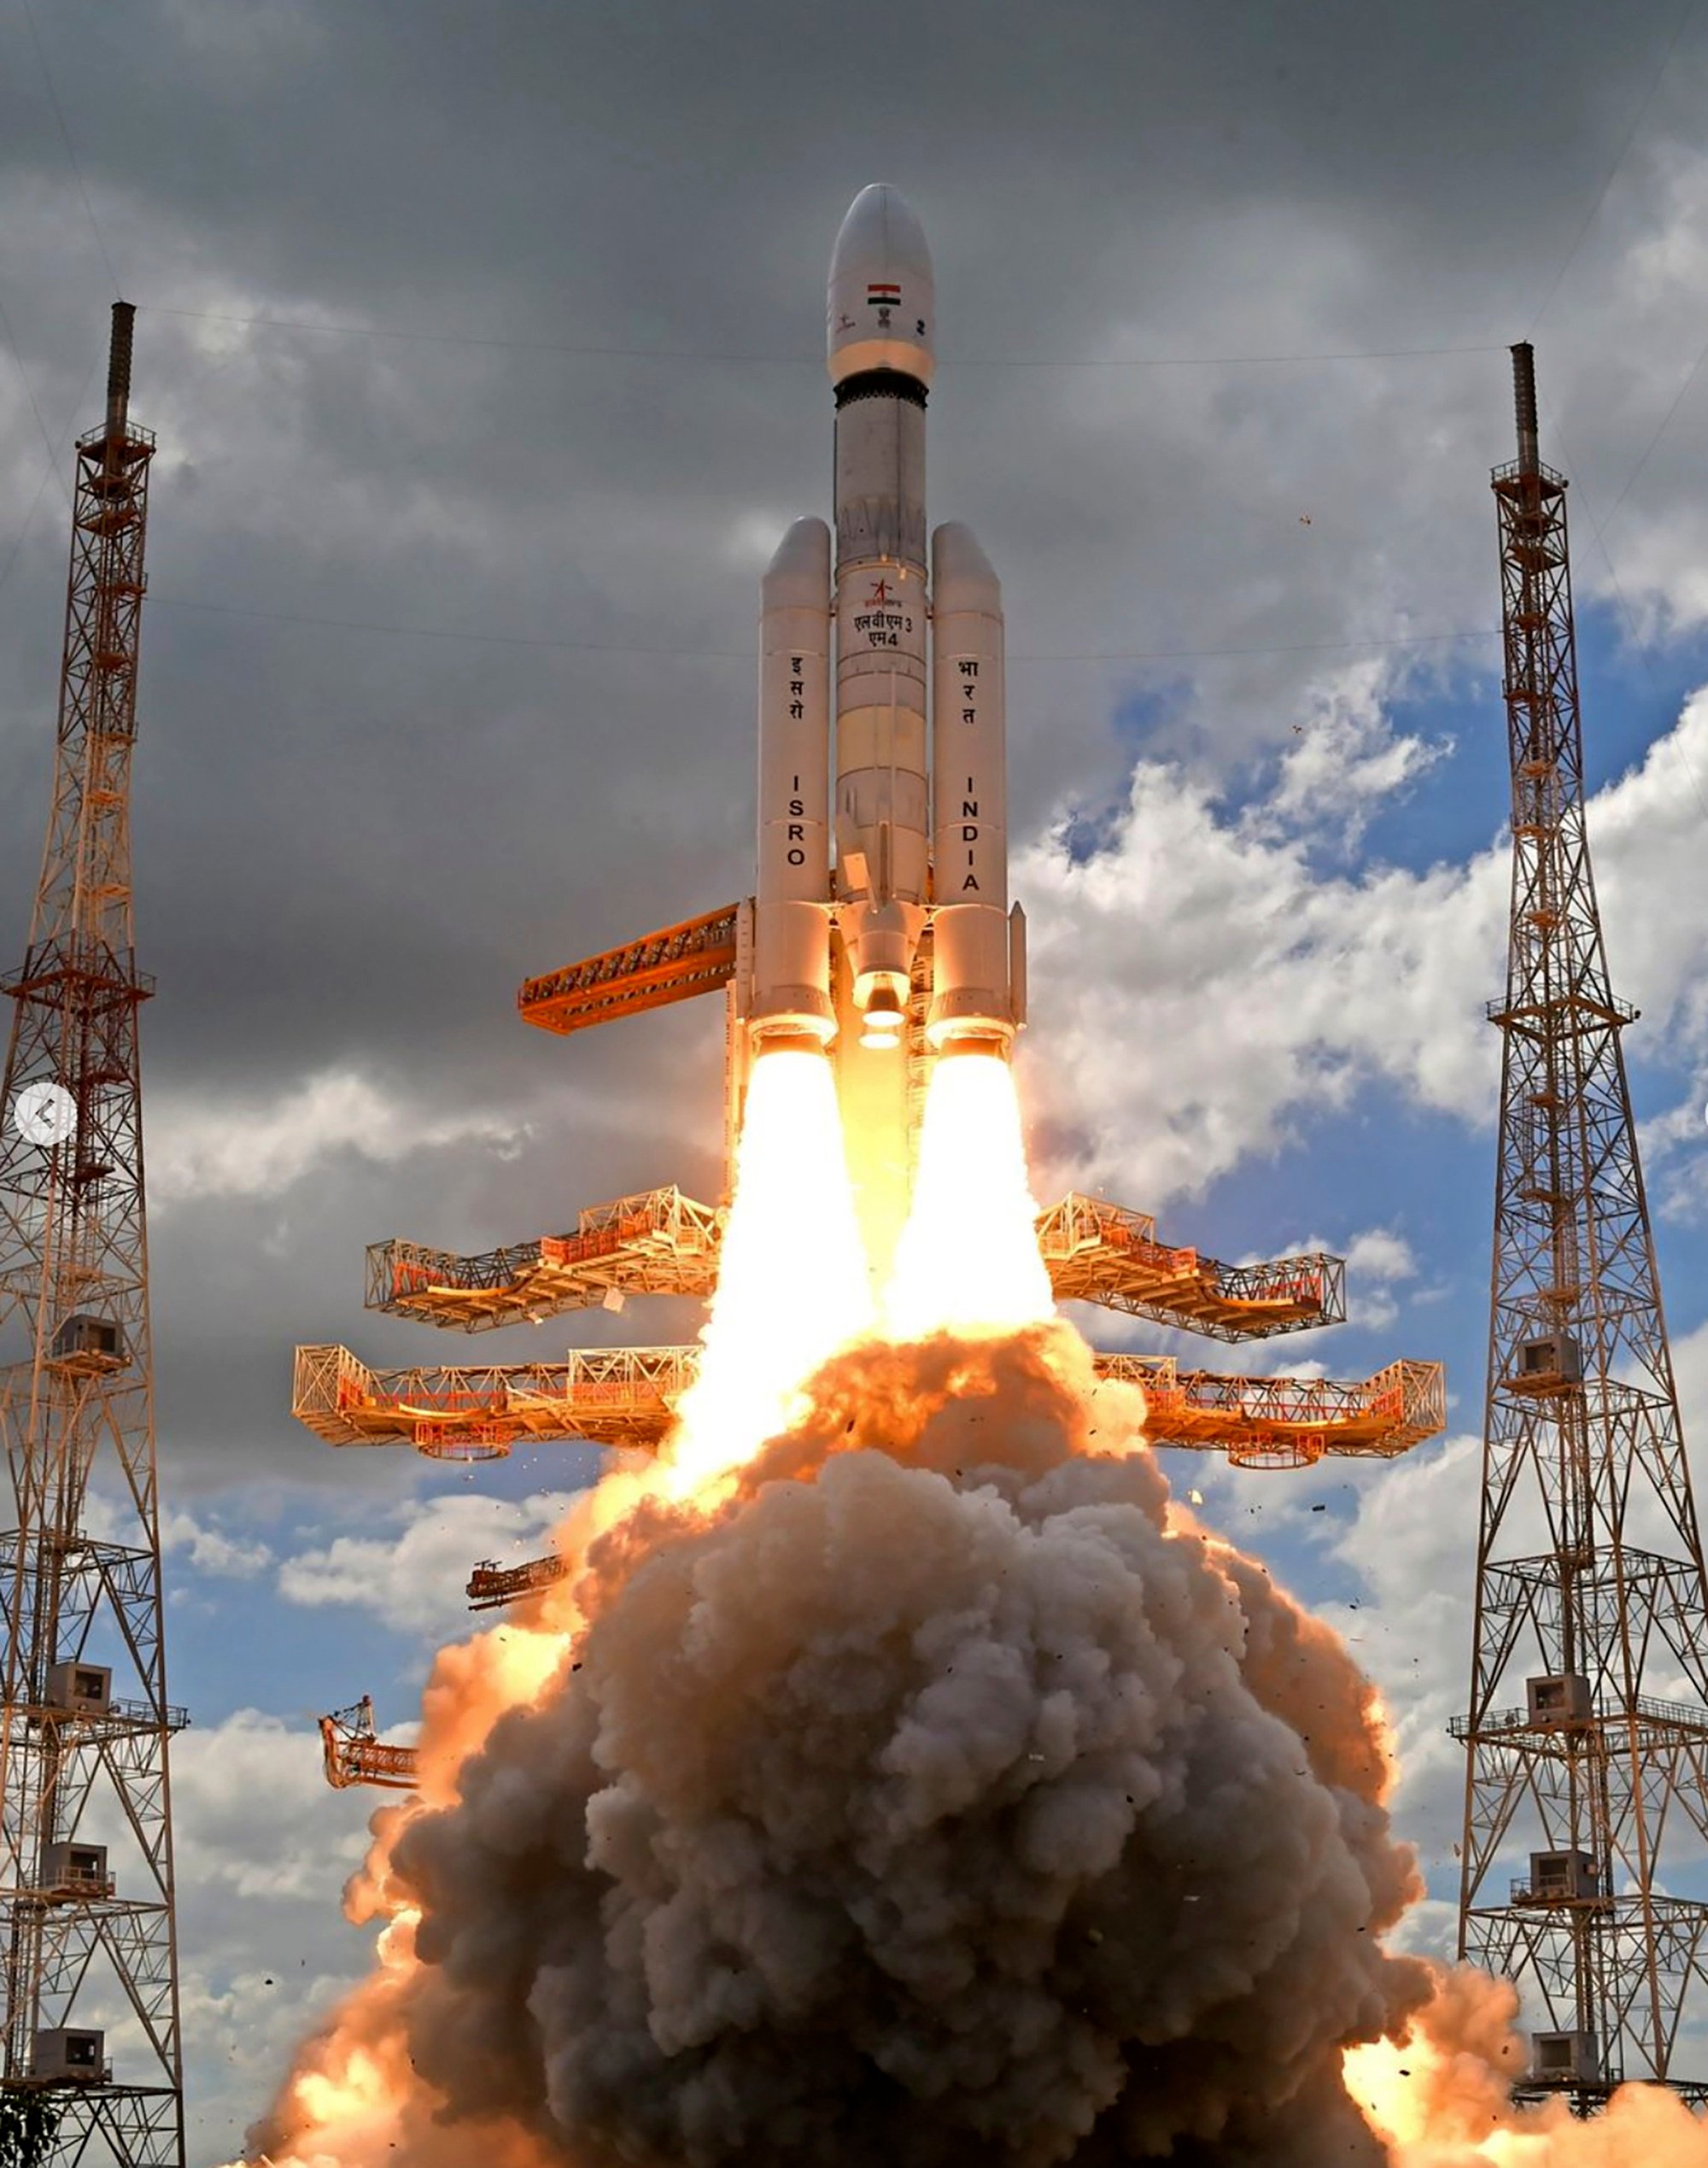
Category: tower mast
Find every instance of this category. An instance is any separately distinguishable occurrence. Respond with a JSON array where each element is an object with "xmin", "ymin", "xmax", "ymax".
[
  {"xmin": 0, "ymin": 307, "xmax": 184, "ymax": 2165},
  {"xmin": 1454, "ymin": 342, "xmax": 1708, "ymax": 2111}
]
